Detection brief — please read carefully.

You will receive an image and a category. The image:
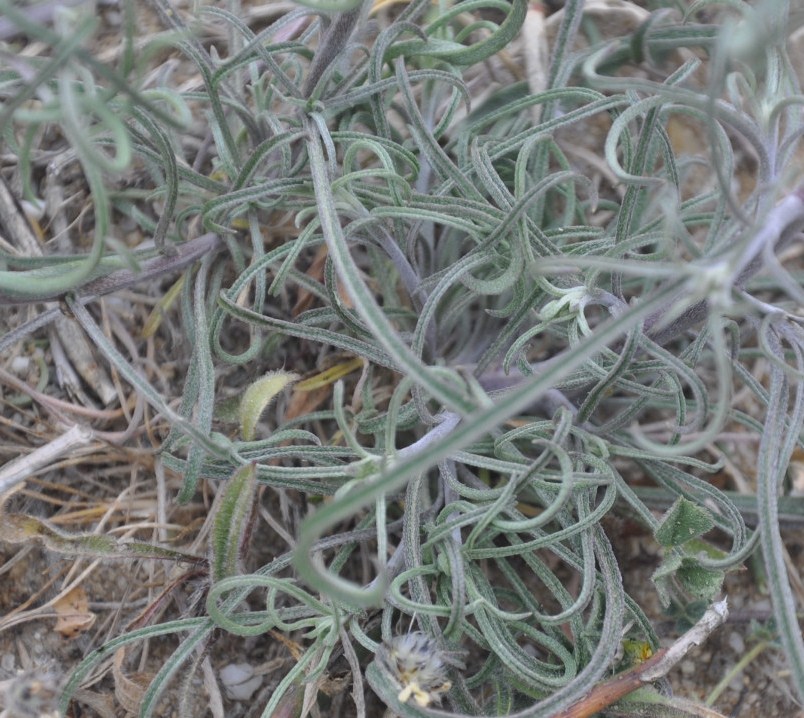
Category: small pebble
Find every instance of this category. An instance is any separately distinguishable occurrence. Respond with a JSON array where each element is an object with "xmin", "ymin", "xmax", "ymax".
[
  {"xmin": 220, "ymin": 663, "xmax": 262, "ymax": 701},
  {"xmin": 728, "ymin": 631, "xmax": 745, "ymax": 655},
  {"xmin": 10, "ymin": 356, "xmax": 29, "ymax": 374}
]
